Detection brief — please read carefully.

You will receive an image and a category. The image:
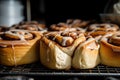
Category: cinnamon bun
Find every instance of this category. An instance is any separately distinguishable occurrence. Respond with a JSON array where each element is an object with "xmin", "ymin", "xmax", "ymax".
[
  {"xmin": 49, "ymin": 22, "xmax": 86, "ymax": 32},
  {"xmin": 0, "ymin": 30, "xmax": 41, "ymax": 66},
  {"xmin": 66, "ymin": 19, "xmax": 91, "ymax": 28},
  {"xmin": 40, "ymin": 31, "xmax": 86, "ymax": 69},
  {"xmin": 86, "ymin": 23, "xmax": 119, "ymax": 42},
  {"xmin": 49, "ymin": 23, "xmax": 68, "ymax": 31},
  {"xmin": 100, "ymin": 32, "xmax": 120, "ymax": 67},
  {"xmin": 72, "ymin": 36, "xmax": 100, "ymax": 69},
  {"xmin": 87, "ymin": 23, "xmax": 119, "ymax": 32},
  {"xmin": 10, "ymin": 21, "xmax": 47, "ymax": 33}
]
